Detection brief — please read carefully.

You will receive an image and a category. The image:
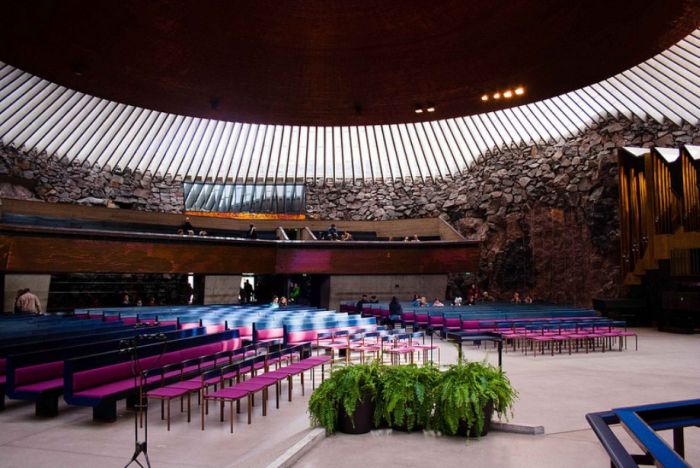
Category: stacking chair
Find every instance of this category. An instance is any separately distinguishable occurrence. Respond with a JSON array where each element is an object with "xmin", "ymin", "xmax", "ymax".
[
  {"xmin": 409, "ymin": 331, "xmax": 440, "ymax": 365},
  {"xmin": 144, "ymin": 363, "xmax": 192, "ymax": 431},
  {"xmin": 348, "ymin": 331, "xmax": 381, "ymax": 363},
  {"xmin": 201, "ymin": 367, "xmax": 249, "ymax": 433}
]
